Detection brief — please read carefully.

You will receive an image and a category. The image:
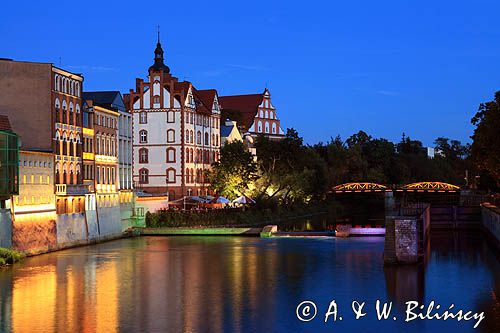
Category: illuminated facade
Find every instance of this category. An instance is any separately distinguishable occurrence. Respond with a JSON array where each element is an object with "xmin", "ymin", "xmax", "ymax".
[
  {"xmin": 13, "ymin": 150, "xmax": 56, "ymax": 214},
  {"xmin": 84, "ymin": 101, "xmax": 120, "ymax": 208},
  {"xmin": 219, "ymin": 88, "xmax": 285, "ymax": 140},
  {"xmin": 125, "ymin": 37, "xmax": 221, "ymax": 199},
  {"xmin": 0, "ymin": 59, "xmax": 87, "ymax": 215}
]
